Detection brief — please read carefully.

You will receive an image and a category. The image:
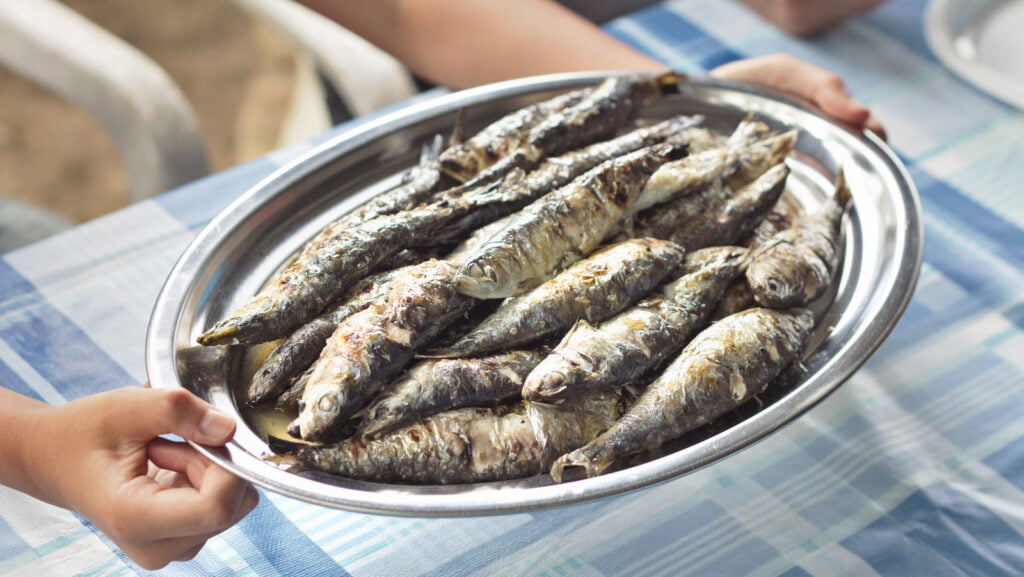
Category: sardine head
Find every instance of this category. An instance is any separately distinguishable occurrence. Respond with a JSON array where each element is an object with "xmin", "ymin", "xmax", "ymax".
[
  {"xmin": 454, "ymin": 260, "xmax": 517, "ymax": 299},
  {"xmin": 751, "ymin": 273, "xmax": 802, "ymax": 309},
  {"xmin": 523, "ymin": 370, "xmax": 570, "ymax": 403},
  {"xmin": 292, "ymin": 390, "xmax": 347, "ymax": 442}
]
